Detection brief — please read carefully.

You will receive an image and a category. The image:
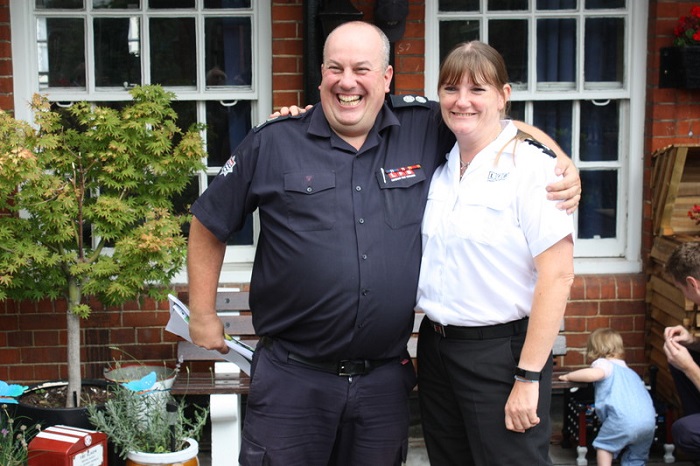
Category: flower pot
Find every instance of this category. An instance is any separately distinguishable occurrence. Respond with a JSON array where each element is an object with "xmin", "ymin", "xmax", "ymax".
[
  {"xmin": 659, "ymin": 46, "xmax": 700, "ymax": 89},
  {"xmin": 125, "ymin": 438, "xmax": 199, "ymax": 466},
  {"xmin": 15, "ymin": 379, "xmax": 114, "ymax": 430},
  {"xmin": 104, "ymin": 364, "xmax": 177, "ymax": 392}
]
